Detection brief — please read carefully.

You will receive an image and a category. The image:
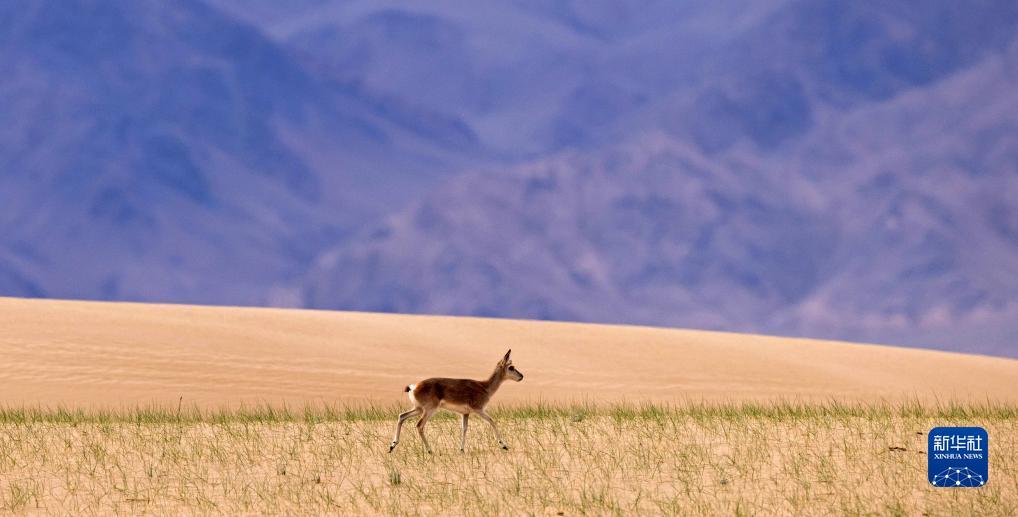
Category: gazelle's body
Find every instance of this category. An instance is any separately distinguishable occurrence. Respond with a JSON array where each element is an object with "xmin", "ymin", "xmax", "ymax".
[{"xmin": 389, "ymin": 350, "xmax": 524, "ymax": 453}]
